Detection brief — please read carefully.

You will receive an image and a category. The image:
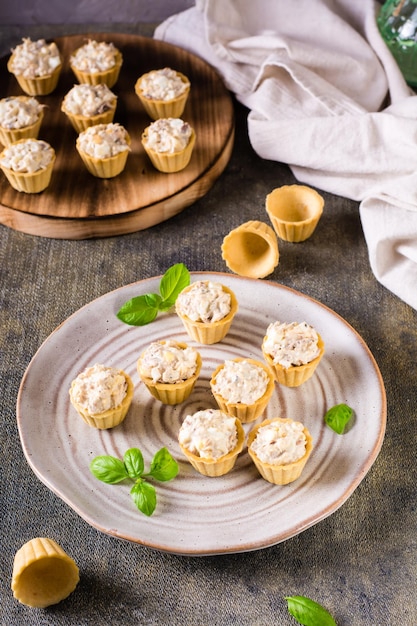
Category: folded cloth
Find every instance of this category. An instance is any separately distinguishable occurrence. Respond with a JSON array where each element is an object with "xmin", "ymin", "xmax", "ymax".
[{"xmin": 155, "ymin": 0, "xmax": 417, "ymax": 310}]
